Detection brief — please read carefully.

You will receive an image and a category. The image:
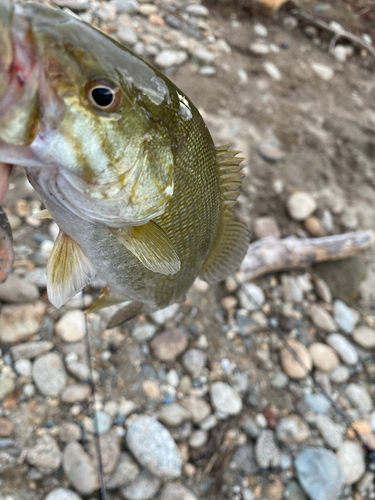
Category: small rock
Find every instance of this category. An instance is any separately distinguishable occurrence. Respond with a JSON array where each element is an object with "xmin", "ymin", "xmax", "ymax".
[
  {"xmin": 189, "ymin": 430, "xmax": 208, "ymax": 448},
  {"xmin": 276, "ymin": 415, "xmax": 310, "ymax": 444},
  {"xmin": 311, "ymin": 63, "xmax": 334, "ymax": 81},
  {"xmin": 89, "ymin": 429, "xmax": 120, "ymax": 479},
  {"xmin": 330, "ymin": 365, "xmax": 350, "ymax": 383},
  {"xmin": 336, "ymin": 441, "xmax": 365, "ymax": 484},
  {"xmin": 333, "ymin": 45, "xmax": 347, "ymax": 62},
  {"xmin": 194, "ymin": 47, "xmax": 215, "ymax": 65},
  {"xmin": 249, "ymin": 41, "xmax": 270, "ymax": 55},
  {"xmin": 151, "ymin": 304, "xmax": 179, "ymax": 324},
  {"xmin": 271, "ymin": 371, "xmax": 289, "ymax": 389},
  {"xmin": 126, "ymin": 416, "xmax": 182, "ymax": 478},
  {"xmin": 61, "ymin": 384, "xmax": 91, "ymax": 404},
  {"xmin": 353, "ymin": 326, "xmax": 375, "ymax": 349},
  {"xmin": 345, "ymin": 383, "xmax": 373, "ymax": 412},
  {"xmin": 155, "ymin": 50, "xmax": 188, "ymax": 69},
  {"xmin": 257, "ymin": 143, "xmax": 284, "ymax": 163},
  {"xmin": 181, "ymin": 396, "xmax": 211, "ymax": 423},
  {"xmin": 0, "ymin": 418, "xmax": 14, "ymax": 437},
  {"xmin": 94, "ymin": 411, "xmax": 113, "ymax": 435},
  {"xmin": 27, "ymin": 435, "xmax": 62, "ymax": 475},
  {"xmin": 0, "ymin": 302, "xmax": 47, "ymax": 344},
  {"xmin": 210, "ymin": 382, "xmax": 243, "ymax": 418},
  {"xmin": 304, "ymin": 216, "xmax": 326, "ymax": 237},
  {"xmin": 281, "ymin": 275, "xmax": 303, "ymax": 303},
  {"xmin": 0, "ymin": 378, "xmax": 15, "ymax": 399},
  {"xmin": 121, "ymin": 471, "xmax": 161, "ymax": 500},
  {"xmin": 45, "ymin": 489, "xmax": 82, "ymax": 500},
  {"xmin": 254, "ymin": 23, "xmax": 268, "ymax": 37},
  {"xmin": 304, "ymin": 394, "xmax": 331, "ymax": 414},
  {"xmin": 0, "ymin": 275, "xmax": 39, "ymax": 303},
  {"xmin": 316, "ymin": 415, "xmax": 344, "ymax": 449},
  {"xmin": 59, "ymin": 423, "xmax": 82, "ymax": 443},
  {"xmin": 255, "ymin": 430, "xmax": 280, "ymax": 468},
  {"xmin": 280, "ymin": 339, "xmax": 312, "ymax": 379},
  {"xmin": 67, "ymin": 362, "xmax": 90, "ymax": 382},
  {"xmin": 287, "ymin": 192, "xmax": 317, "ymax": 221},
  {"xmin": 159, "ymin": 404, "xmax": 191, "ymax": 427},
  {"xmin": 253, "ymin": 216, "xmax": 281, "ymax": 239},
  {"xmin": 284, "ymin": 481, "xmax": 308, "ymax": 500},
  {"xmin": 107, "ymin": 452, "xmax": 140, "ymax": 490},
  {"xmin": 263, "ymin": 62, "xmax": 282, "ymax": 81},
  {"xmin": 117, "ymin": 26, "xmax": 138, "ymax": 46},
  {"xmin": 166, "ymin": 369, "xmax": 180, "ymax": 387},
  {"xmin": 56, "ymin": 311, "xmax": 86, "ymax": 343},
  {"xmin": 327, "ymin": 334, "xmax": 358, "ymax": 365},
  {"xmin": 266, "ymin": 477, "xmax": 284, "ymax": 500},
  {"xmin": 133, "ymin": 323, "xmax": 156, "ymax": 342},
  {"xmin": 14, "ymin": 358, "xmax": 32, "ymax": 377},
  {"xmin": 182, "ymin": 349, "xmax": 206, "ymax": 379},
  {"xmin": 185, "ymin": 4, "xmax": 209, "ymax": 17},
  {"xmin": 309, "ymin": 304, "xmax": 336, "ymax": 332},
  {"xmin": 309, "ymin": 343, "xmax": 339, "ymax": 372},
  {"xmin": 230, "ymin": 444, "xmax": 258, "ymax": 474},
  {"xmin": 283, "ymin": 15, "xmax": 298, "ymax": 30},
  {"xmin": 143, "ymin": 380, "xmax": 160, "ymax": 399},
  {"xmin": 238, "ymin": 283, "xmax": 265, "ymax": 311},
  {"xmin": 295, "ymin": 448, "xmax": 345, "ymax": 500},
  {"xmin": 115, "ymin": 0, "xmax": 139, "ymax": 14},
  {"xmin": 33, "ymin": 353, "xmax": 67, "ymax": 397},
  {"xmin": 151, "ymin": 329, "xmax": 188, "ymax": 361},
  {"xmin": 314, "ymin": 278, "xmax": 332, "ymax": 304},
  {"xmin": 53, "ymin": 0, "xmax": 89, "ymax": 10},
  {"xmin": 200, "ymin": 414, "xmax": 217, "ymax": 431},
  {"xmin": 333, "ymin": 300, "xmax": 356, "ymax": 334},
  {"xmin": 63, "ymin": 442, "xmax": 98, "ymax": 495},
  {"xmin": 160, "ymin": 482, "xmax": 198, "ymax": 500},
  {"xmin": 138, "ymin": 3, "xmax": 157, "ymax": 15},
  {"xmin": 10, "ymin": 341, "xmax": 54, "ymax": 361}
]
